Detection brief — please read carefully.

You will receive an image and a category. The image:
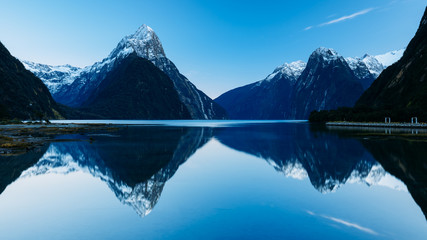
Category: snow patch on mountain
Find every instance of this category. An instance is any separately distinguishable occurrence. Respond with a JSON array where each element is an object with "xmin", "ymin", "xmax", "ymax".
[
  {"xmin": 312, "ymin": 47, "xmax": 341, "ymax": 62},
  {"xmin": 22, "ymin": 60, "xmax": 82, "ymax": 94},
  {"xmin": 265, "ymin": 60, "xmax": 306, "ymax": 82},
  {"xmin": 345, "ymin": 54, "xmax": 384, "ymax": 78},
  {"xmin": 345, "ymin": 49, "xmax": 404, "ymax": 79},
  {"xmin": 374, "ymin": 48, "xmax": 405, "ymax": 67}
]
